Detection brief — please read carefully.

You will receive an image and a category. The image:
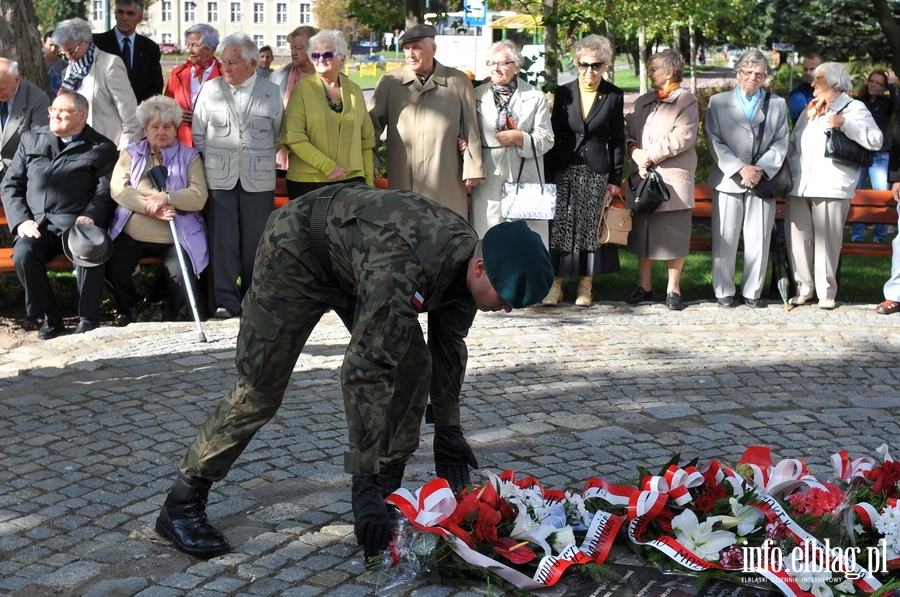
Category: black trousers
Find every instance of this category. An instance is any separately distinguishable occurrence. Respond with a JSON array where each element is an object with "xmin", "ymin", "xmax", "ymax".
[
  {"xmin": 106, "ymin": 233, "xmax": 193, "ymax": 319},
  {"xmin": 12, "ymin": 222, "xmax": 104, "ymax": 321},
  {"xmin": 286, "ymin": 177, "xmax": 366, "ymax": 201}
]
